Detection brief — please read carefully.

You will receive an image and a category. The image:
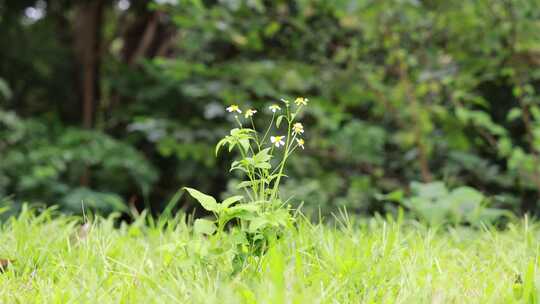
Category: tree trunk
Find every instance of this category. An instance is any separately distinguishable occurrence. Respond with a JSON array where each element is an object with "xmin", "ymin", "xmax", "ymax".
[
  {"xmin": 73, "ymin": 0, "xmax": 105, "ymax": 186},
  {"xmin": 73, "ymin": 0, "xmax": 105, "ymax": 129}
]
